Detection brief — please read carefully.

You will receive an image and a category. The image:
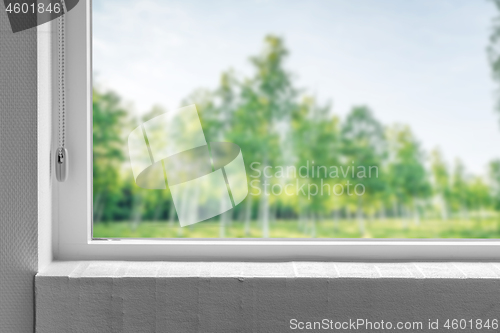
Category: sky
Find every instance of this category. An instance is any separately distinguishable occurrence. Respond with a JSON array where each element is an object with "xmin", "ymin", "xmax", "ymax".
[{"xmin": 93, "ymin": 0, "xmax": 500, "ymax": 175}]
